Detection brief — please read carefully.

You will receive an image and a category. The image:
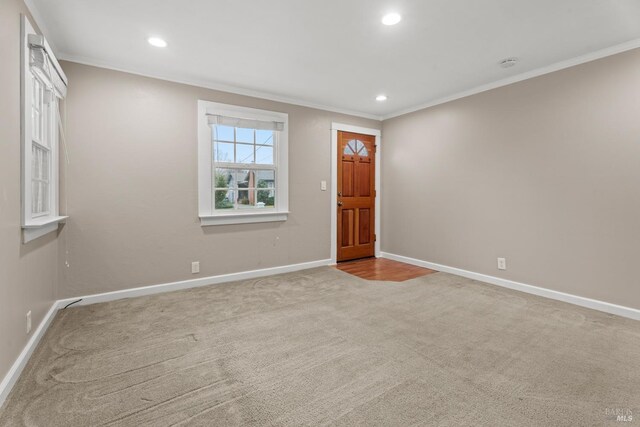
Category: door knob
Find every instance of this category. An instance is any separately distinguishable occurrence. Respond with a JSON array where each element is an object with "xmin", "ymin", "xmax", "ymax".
[
  {"xmin": 338, "ymin": 192, "xmax": 342, "ymax": 196},
  {"xmin": 337, "ymin": 201, "xmax": 343, "ymax": 207}
]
